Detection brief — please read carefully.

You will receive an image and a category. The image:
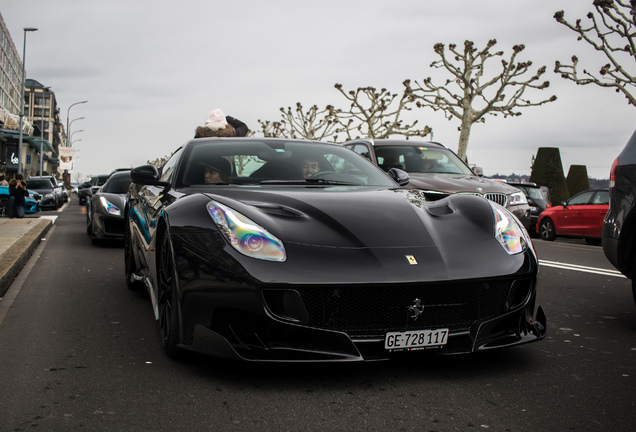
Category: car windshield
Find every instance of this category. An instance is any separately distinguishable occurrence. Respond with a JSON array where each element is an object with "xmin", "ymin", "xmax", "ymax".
[
  {"xmin": 101, "ymin": 174, "xmax": 131, "ymax": 194},
  {"xmin": 178, "ymin": 139, "xmax": 397, "ymax": 187},
  {"xmin": 374, "ymin": 145, "xmax": 474, "ymax": 175},
  {"xmin": 517, "ymin": 185, "xmax": 545, "ymax": 200},
  {"xmin": 26, "ymin": 179, "xmax": 53, "ymax": 189}
]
